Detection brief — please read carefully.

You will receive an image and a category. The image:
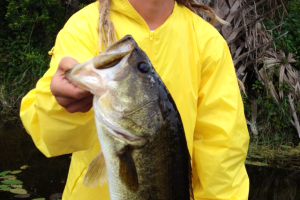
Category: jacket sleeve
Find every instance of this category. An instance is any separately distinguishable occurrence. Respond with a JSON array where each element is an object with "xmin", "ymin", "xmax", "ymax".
[
  {"xmin": 193, "ymin": 33, "xmax": 250, "ymax": 200},
  {"xmin": 19, "ymin": 12, "xmax": 99, "ymax": 158}
]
